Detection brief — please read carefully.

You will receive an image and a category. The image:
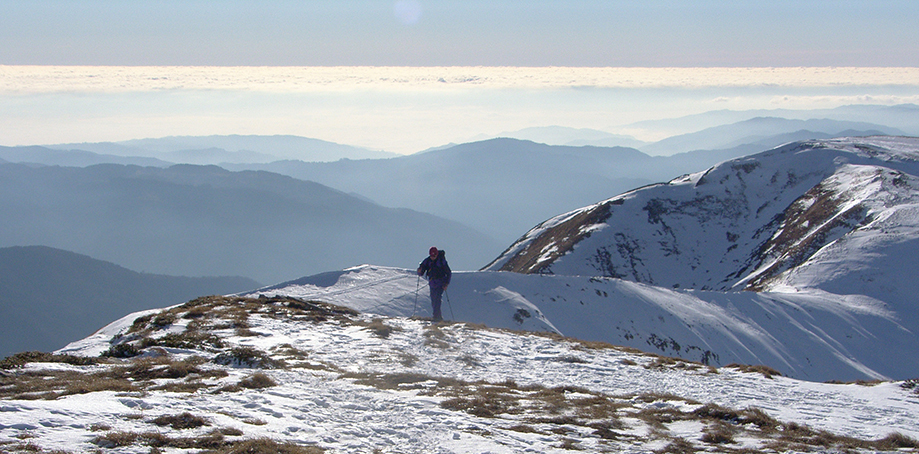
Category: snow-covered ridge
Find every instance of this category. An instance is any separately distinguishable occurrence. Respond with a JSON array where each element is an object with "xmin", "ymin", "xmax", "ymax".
[
  {"xmin": 5, "ymin": 293, "xmax": 911, "ymax": 453},
  {"xmin": 248, "ymin": 264, "xmax": 917, "ymax": 382},
  {"xmin": 485, "ymin": 137, "xmax": 919, "ymax": 295},
  {"xmin": 469, "ymin": 137, "xmax": 919, "ymax": 381}
]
